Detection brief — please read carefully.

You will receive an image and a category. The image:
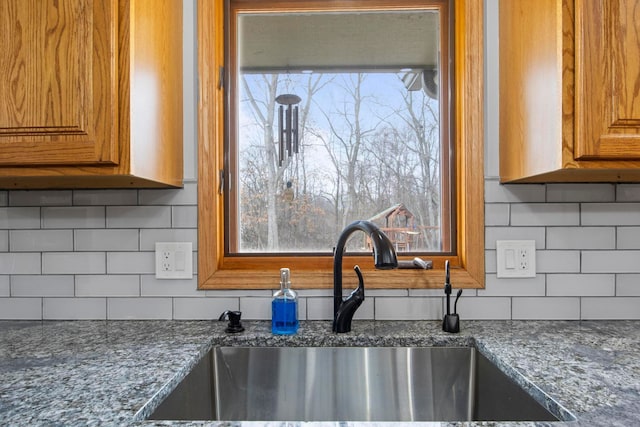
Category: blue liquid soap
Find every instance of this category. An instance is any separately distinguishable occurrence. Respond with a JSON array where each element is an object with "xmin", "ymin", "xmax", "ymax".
[{"xmin": 272, "ymin": 268, "xmax": 299, "ymax": 335}]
